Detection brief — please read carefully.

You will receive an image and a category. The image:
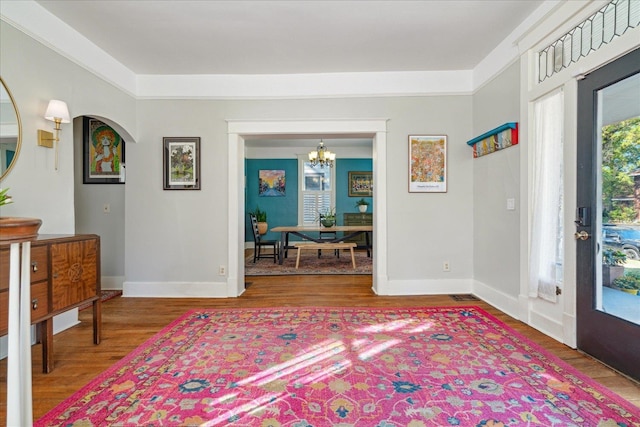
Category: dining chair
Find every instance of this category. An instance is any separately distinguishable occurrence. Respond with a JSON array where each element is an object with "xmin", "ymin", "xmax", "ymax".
[{"xmin": 249, "ymin": 214, "xmax": 279, "ymax": 263}]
